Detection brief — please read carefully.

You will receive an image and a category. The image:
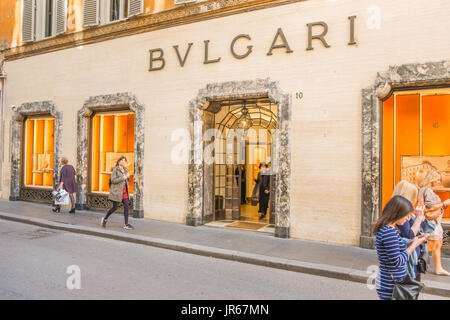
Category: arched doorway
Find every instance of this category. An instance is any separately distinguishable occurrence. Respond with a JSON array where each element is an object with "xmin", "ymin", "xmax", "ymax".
[
  {"xmin": 211, "ymin": 98, "xmax": 277, "ymax": 232},
  {"xmin": 186, "ymin": 79, "xmax": 291, "ymax": 238}
]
